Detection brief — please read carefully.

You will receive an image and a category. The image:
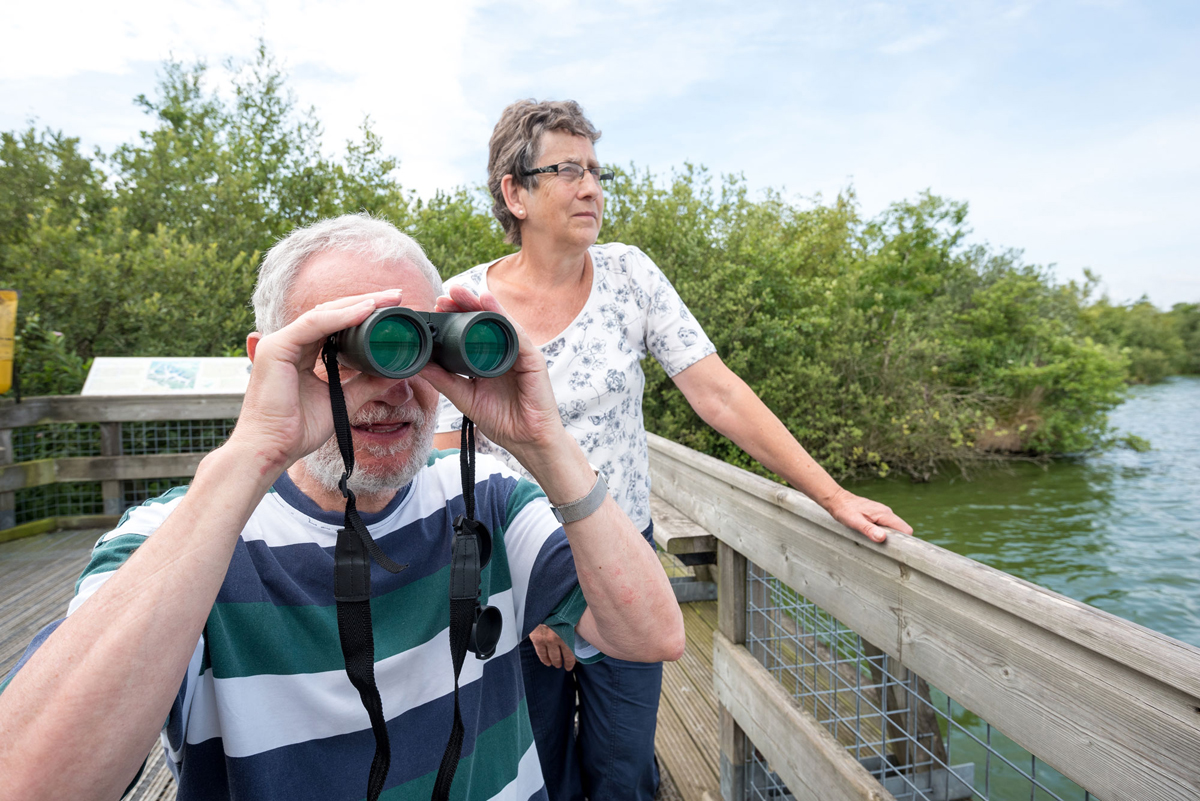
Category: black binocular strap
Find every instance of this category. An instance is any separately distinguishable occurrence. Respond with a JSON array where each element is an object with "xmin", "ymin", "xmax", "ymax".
[
  {"xmin": 322, "ymin": 340, "xmax": 407, "ymax": 801},
  {"xmin": 321, "ymin": 339, "xmax": 493, "ymax": 801},
  {"xmin": 431, "ymin": 421, "xmax": 479, "ymax": 801}
]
